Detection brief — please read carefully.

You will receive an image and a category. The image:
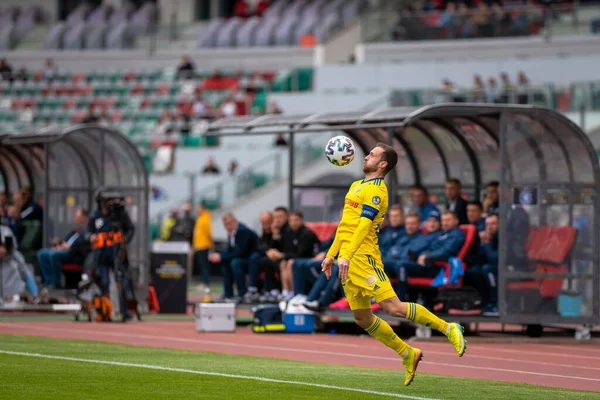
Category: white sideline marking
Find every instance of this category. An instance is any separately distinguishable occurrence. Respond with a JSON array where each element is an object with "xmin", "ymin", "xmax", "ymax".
[
  {"xmin": 0, "ymin": 350, "xmax": 437, "ymax": 400},
  {"xmin": 2, "ymin": 323, "xmax": 600, "ymax": 383}
]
